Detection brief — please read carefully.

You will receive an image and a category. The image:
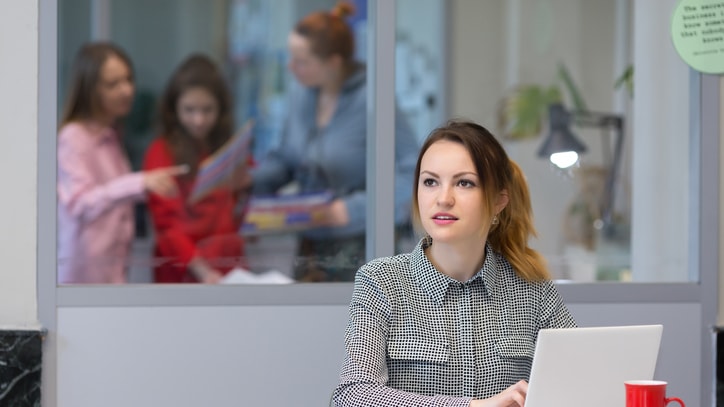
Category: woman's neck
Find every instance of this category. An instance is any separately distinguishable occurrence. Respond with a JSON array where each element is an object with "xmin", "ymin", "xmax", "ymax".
[
  {"xmin": 426, "ymin": 239, "xmax": 487, "ymax": 282},
  {"xmin": 320, "ymin": 62, "xmax": 354, "ymax": 95},
  {"xmin": 84, "ymin": 114, "xmax": 115, "ymax": 129},
  {"xmin": 316, "ymin": 63, "xmax": 354, "ymax": 127}
]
